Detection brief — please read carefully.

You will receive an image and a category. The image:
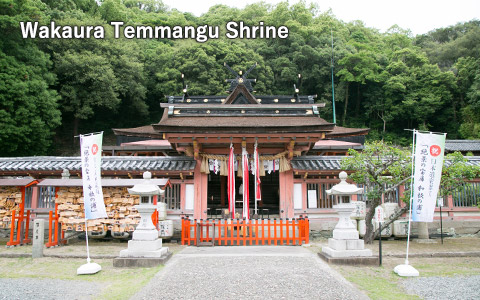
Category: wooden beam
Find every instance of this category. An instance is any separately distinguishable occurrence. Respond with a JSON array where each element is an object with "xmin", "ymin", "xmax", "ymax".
[
  {"xmin": 193, "ymin": 140, "xmax": 199, "ymax": 159},
  {"xmin": 288, "ymin": 140, "xmax": 295, "ymax": 159}
]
